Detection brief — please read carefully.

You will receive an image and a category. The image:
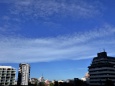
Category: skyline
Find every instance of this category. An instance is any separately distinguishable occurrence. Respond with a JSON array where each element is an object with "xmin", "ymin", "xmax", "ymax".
[{"xmin": 0, "ymin": 0, "xmax": 115, "ymax": 80}]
